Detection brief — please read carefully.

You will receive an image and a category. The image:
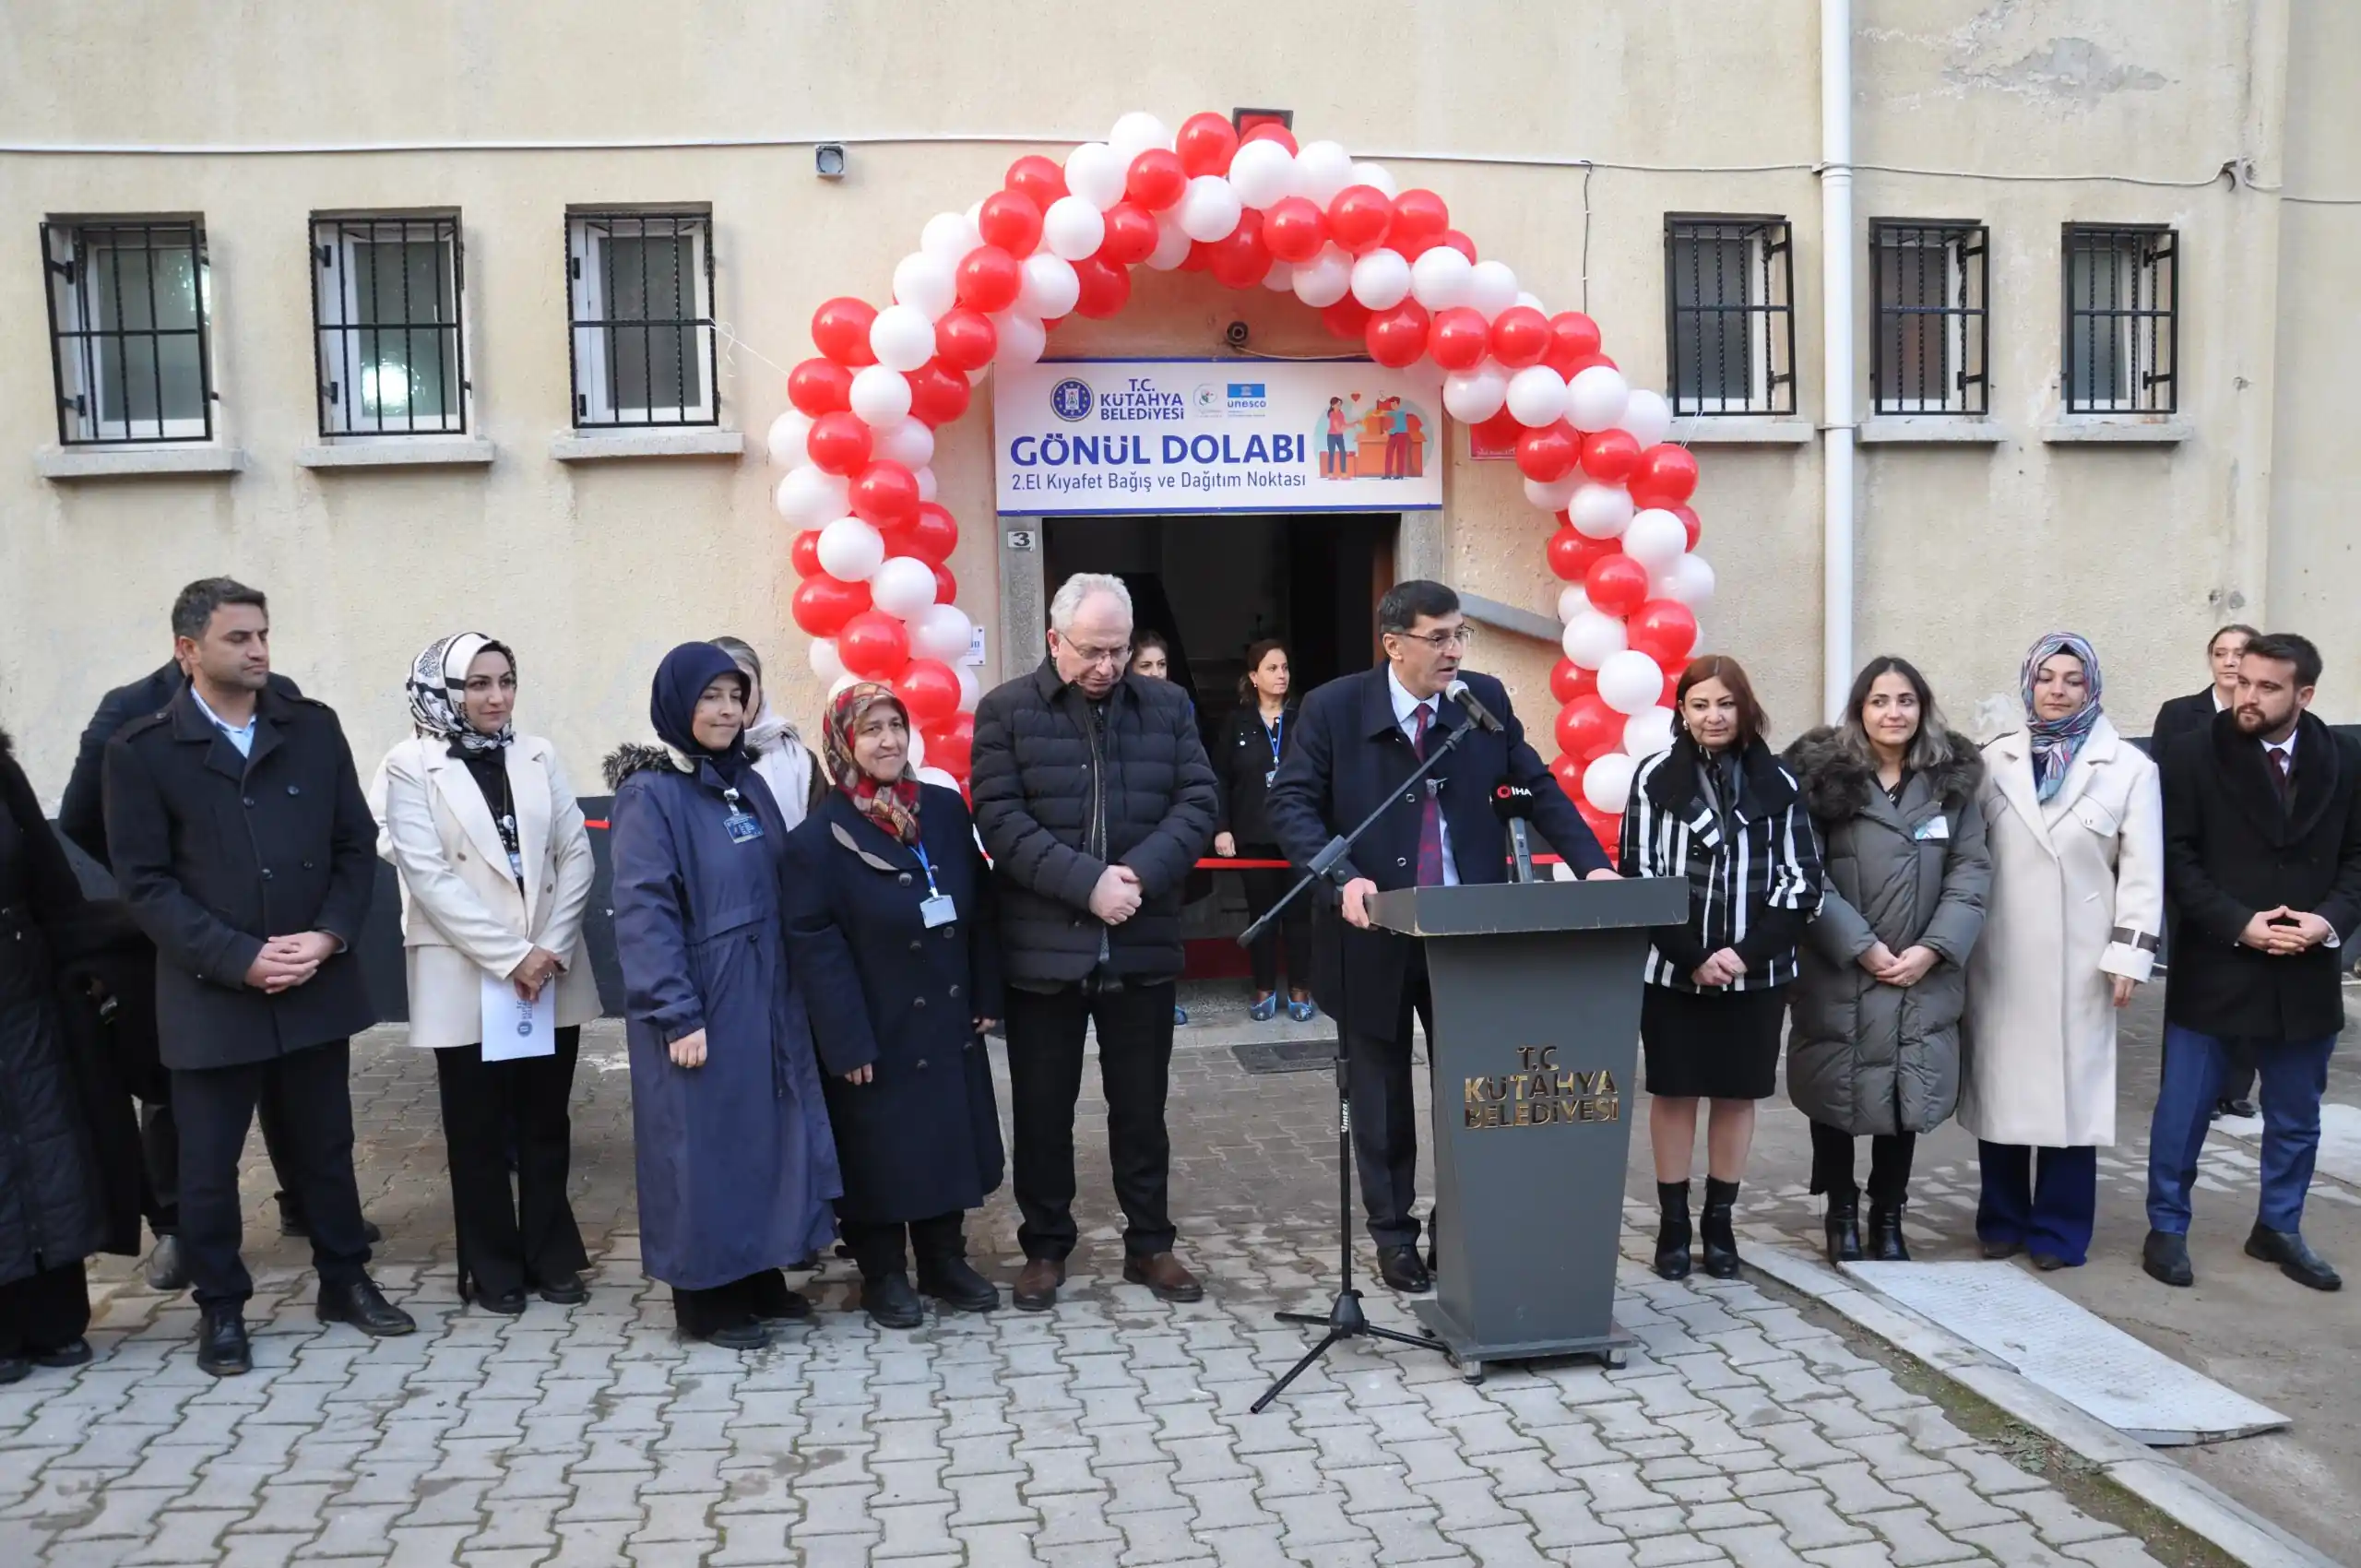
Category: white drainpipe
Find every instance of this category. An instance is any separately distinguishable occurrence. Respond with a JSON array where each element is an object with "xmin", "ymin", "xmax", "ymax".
[{"xmin": 1820, "ymin": 0, "xmax": 1856, "ymax": 721}]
